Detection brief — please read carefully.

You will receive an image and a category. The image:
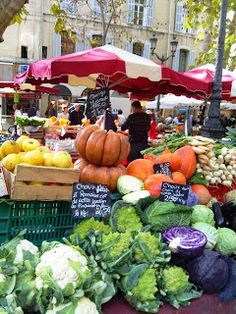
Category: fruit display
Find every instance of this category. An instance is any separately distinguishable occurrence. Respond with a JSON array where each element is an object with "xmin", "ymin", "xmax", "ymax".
[{"xmin": 0, "ymin": 136, "xmax": 73, "ymax": 171}]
